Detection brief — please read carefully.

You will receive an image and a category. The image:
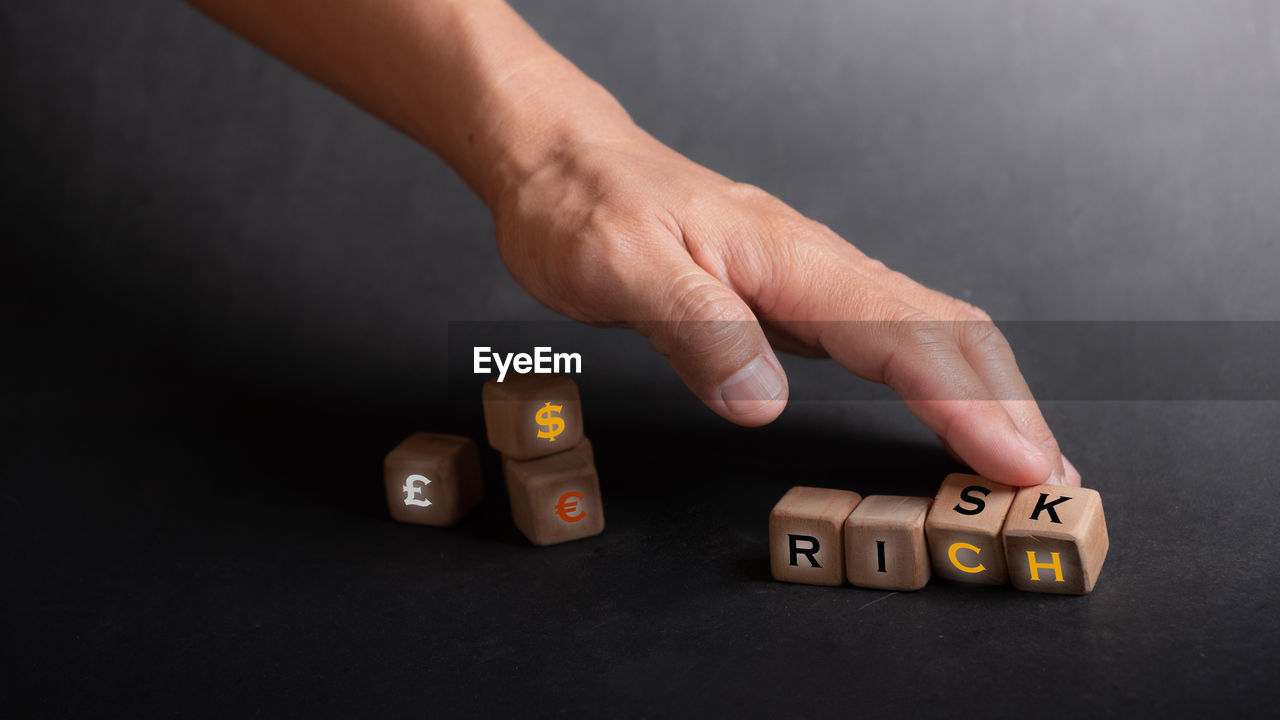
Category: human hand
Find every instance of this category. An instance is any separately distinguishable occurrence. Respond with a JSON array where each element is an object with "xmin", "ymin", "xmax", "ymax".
[
  {"xmin": 186, "ymin": 0, "xmax": 1077, "ymax": 488},
  {"xmin": 490, "ymin": 127, "xmax": 1079, "ymax": 488}
]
